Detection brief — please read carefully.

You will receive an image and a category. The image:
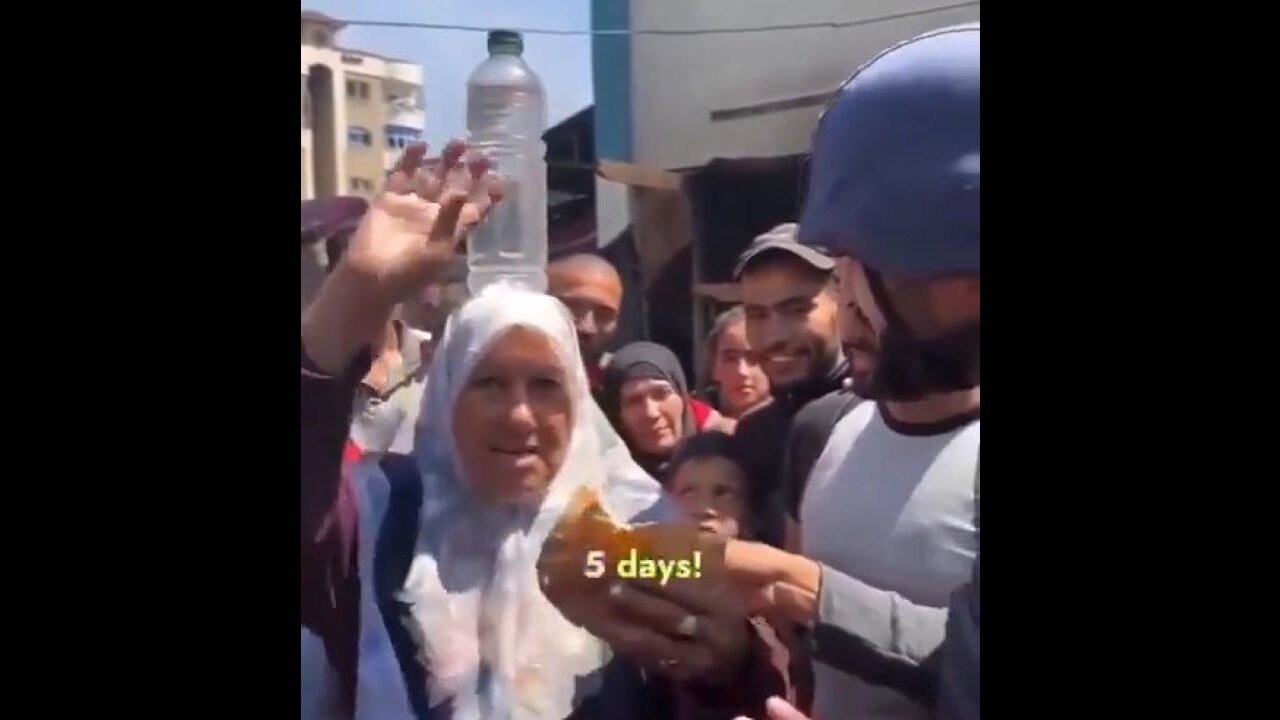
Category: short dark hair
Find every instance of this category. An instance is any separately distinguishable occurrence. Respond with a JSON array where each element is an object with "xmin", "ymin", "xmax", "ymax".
[
  {"xmin": 667, "ymin": 431, "xmax": 740, "ymax": 480},
  {"xmin": 666, "ymin": 431, "xmax": 756, "ymax": 537}
]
